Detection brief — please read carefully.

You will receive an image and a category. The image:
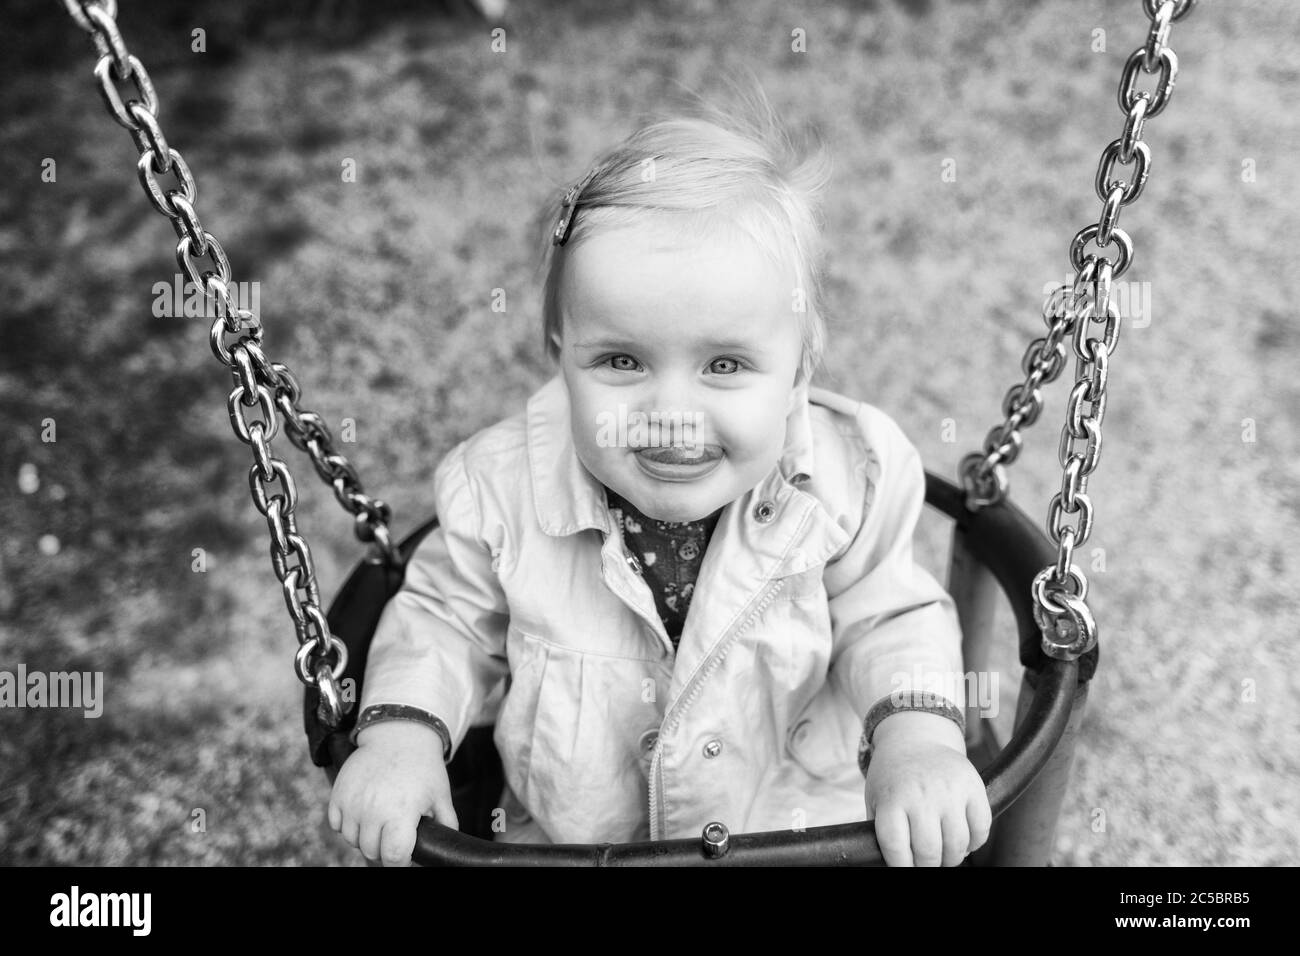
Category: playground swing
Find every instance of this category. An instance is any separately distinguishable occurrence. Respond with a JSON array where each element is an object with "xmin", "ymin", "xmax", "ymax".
[{"xmin": 62, "ymin": 0, "xmax": 1198, "ymax": 865}]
